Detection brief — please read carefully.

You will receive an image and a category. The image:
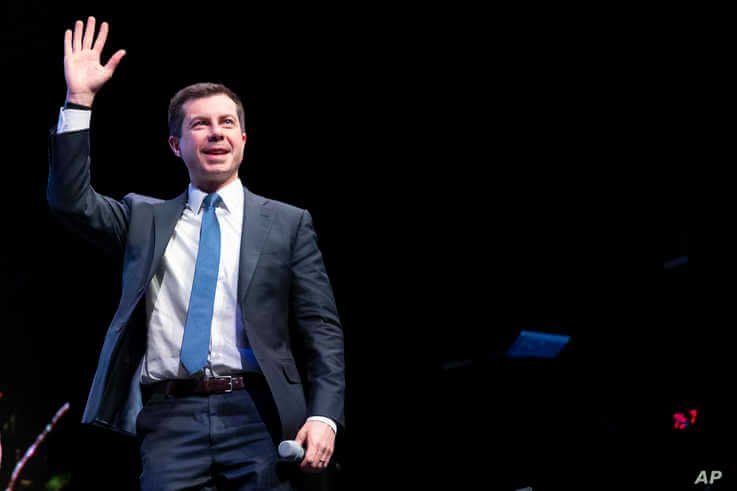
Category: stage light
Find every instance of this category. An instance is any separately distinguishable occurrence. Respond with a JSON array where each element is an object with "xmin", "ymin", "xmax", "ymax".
[
  {"xmin": 506, "ymin": 330, "xmax": 570, "ymax": 359},
  {"xmin": 672, "ymin": 408, "xmax": 698, "ymax": 430}
]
